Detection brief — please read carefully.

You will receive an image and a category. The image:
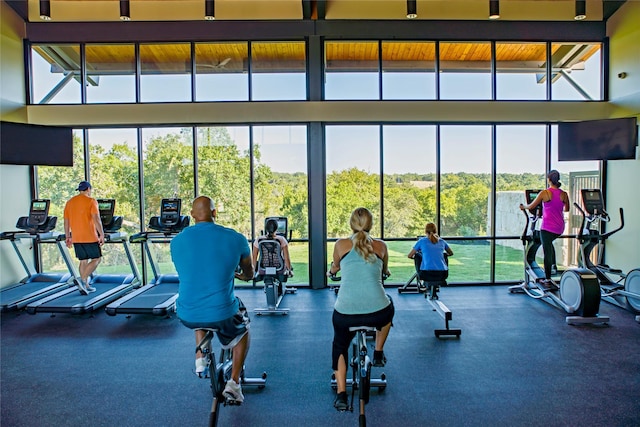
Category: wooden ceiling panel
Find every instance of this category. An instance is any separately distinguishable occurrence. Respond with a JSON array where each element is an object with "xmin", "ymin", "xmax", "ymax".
[{"xmin": 27, "ymin": 0, "xmax": 604, "ymax": 22}]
